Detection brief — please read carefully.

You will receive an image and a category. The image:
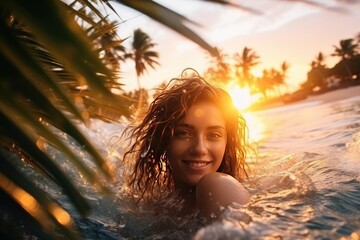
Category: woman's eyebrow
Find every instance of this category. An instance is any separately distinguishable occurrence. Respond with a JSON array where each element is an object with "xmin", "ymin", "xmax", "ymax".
[
  {"xmin": 175, "ymin": 123, "xmax": 193, "ymax": 128},
  {"xmin": 175, "ymin": 123, "xmax": 225, "ymax": 130},
  {"xmin": 207, "ymin": 125, "xmax": 226, "ymax": 130}
]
